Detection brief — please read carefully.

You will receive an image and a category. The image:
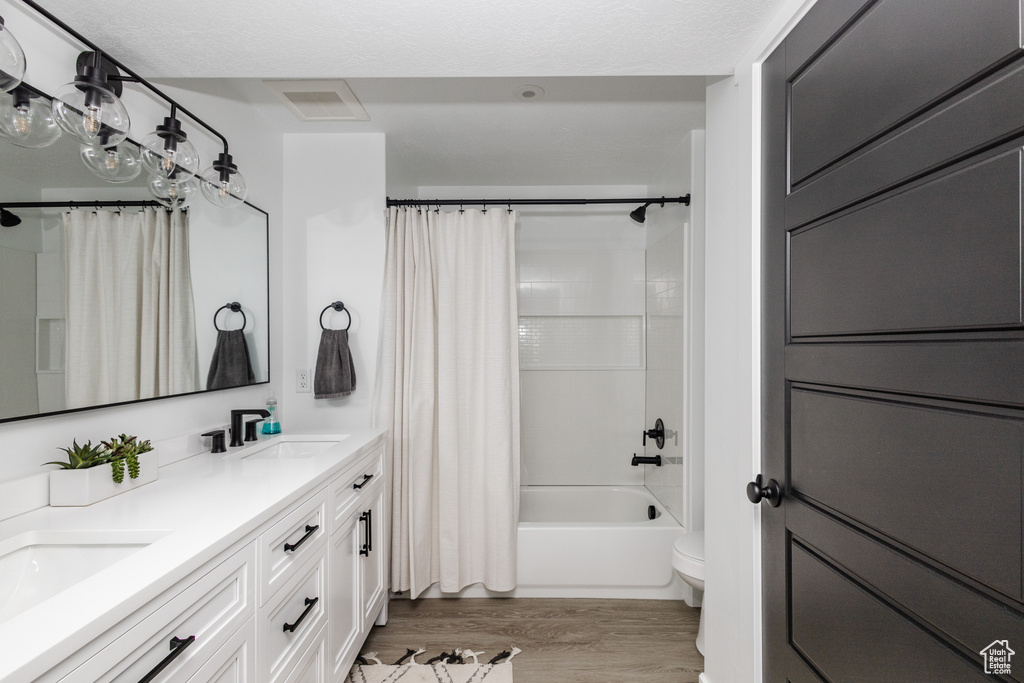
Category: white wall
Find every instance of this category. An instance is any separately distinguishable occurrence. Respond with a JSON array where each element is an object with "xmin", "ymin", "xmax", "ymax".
[
  {"xmin": 701, "ymin": 1, "xmax": 815, "ymax": 682},
  {"xmin": 281, "ymin": 134, "xmax": 386, "ymax": 433},
  {"xmin": 644, "ymin": 130, "xmax": 705, "ymax": 530},
  {"xmin": 0, "ymin": 2, "xmax": 284, "ymax": 502}
]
